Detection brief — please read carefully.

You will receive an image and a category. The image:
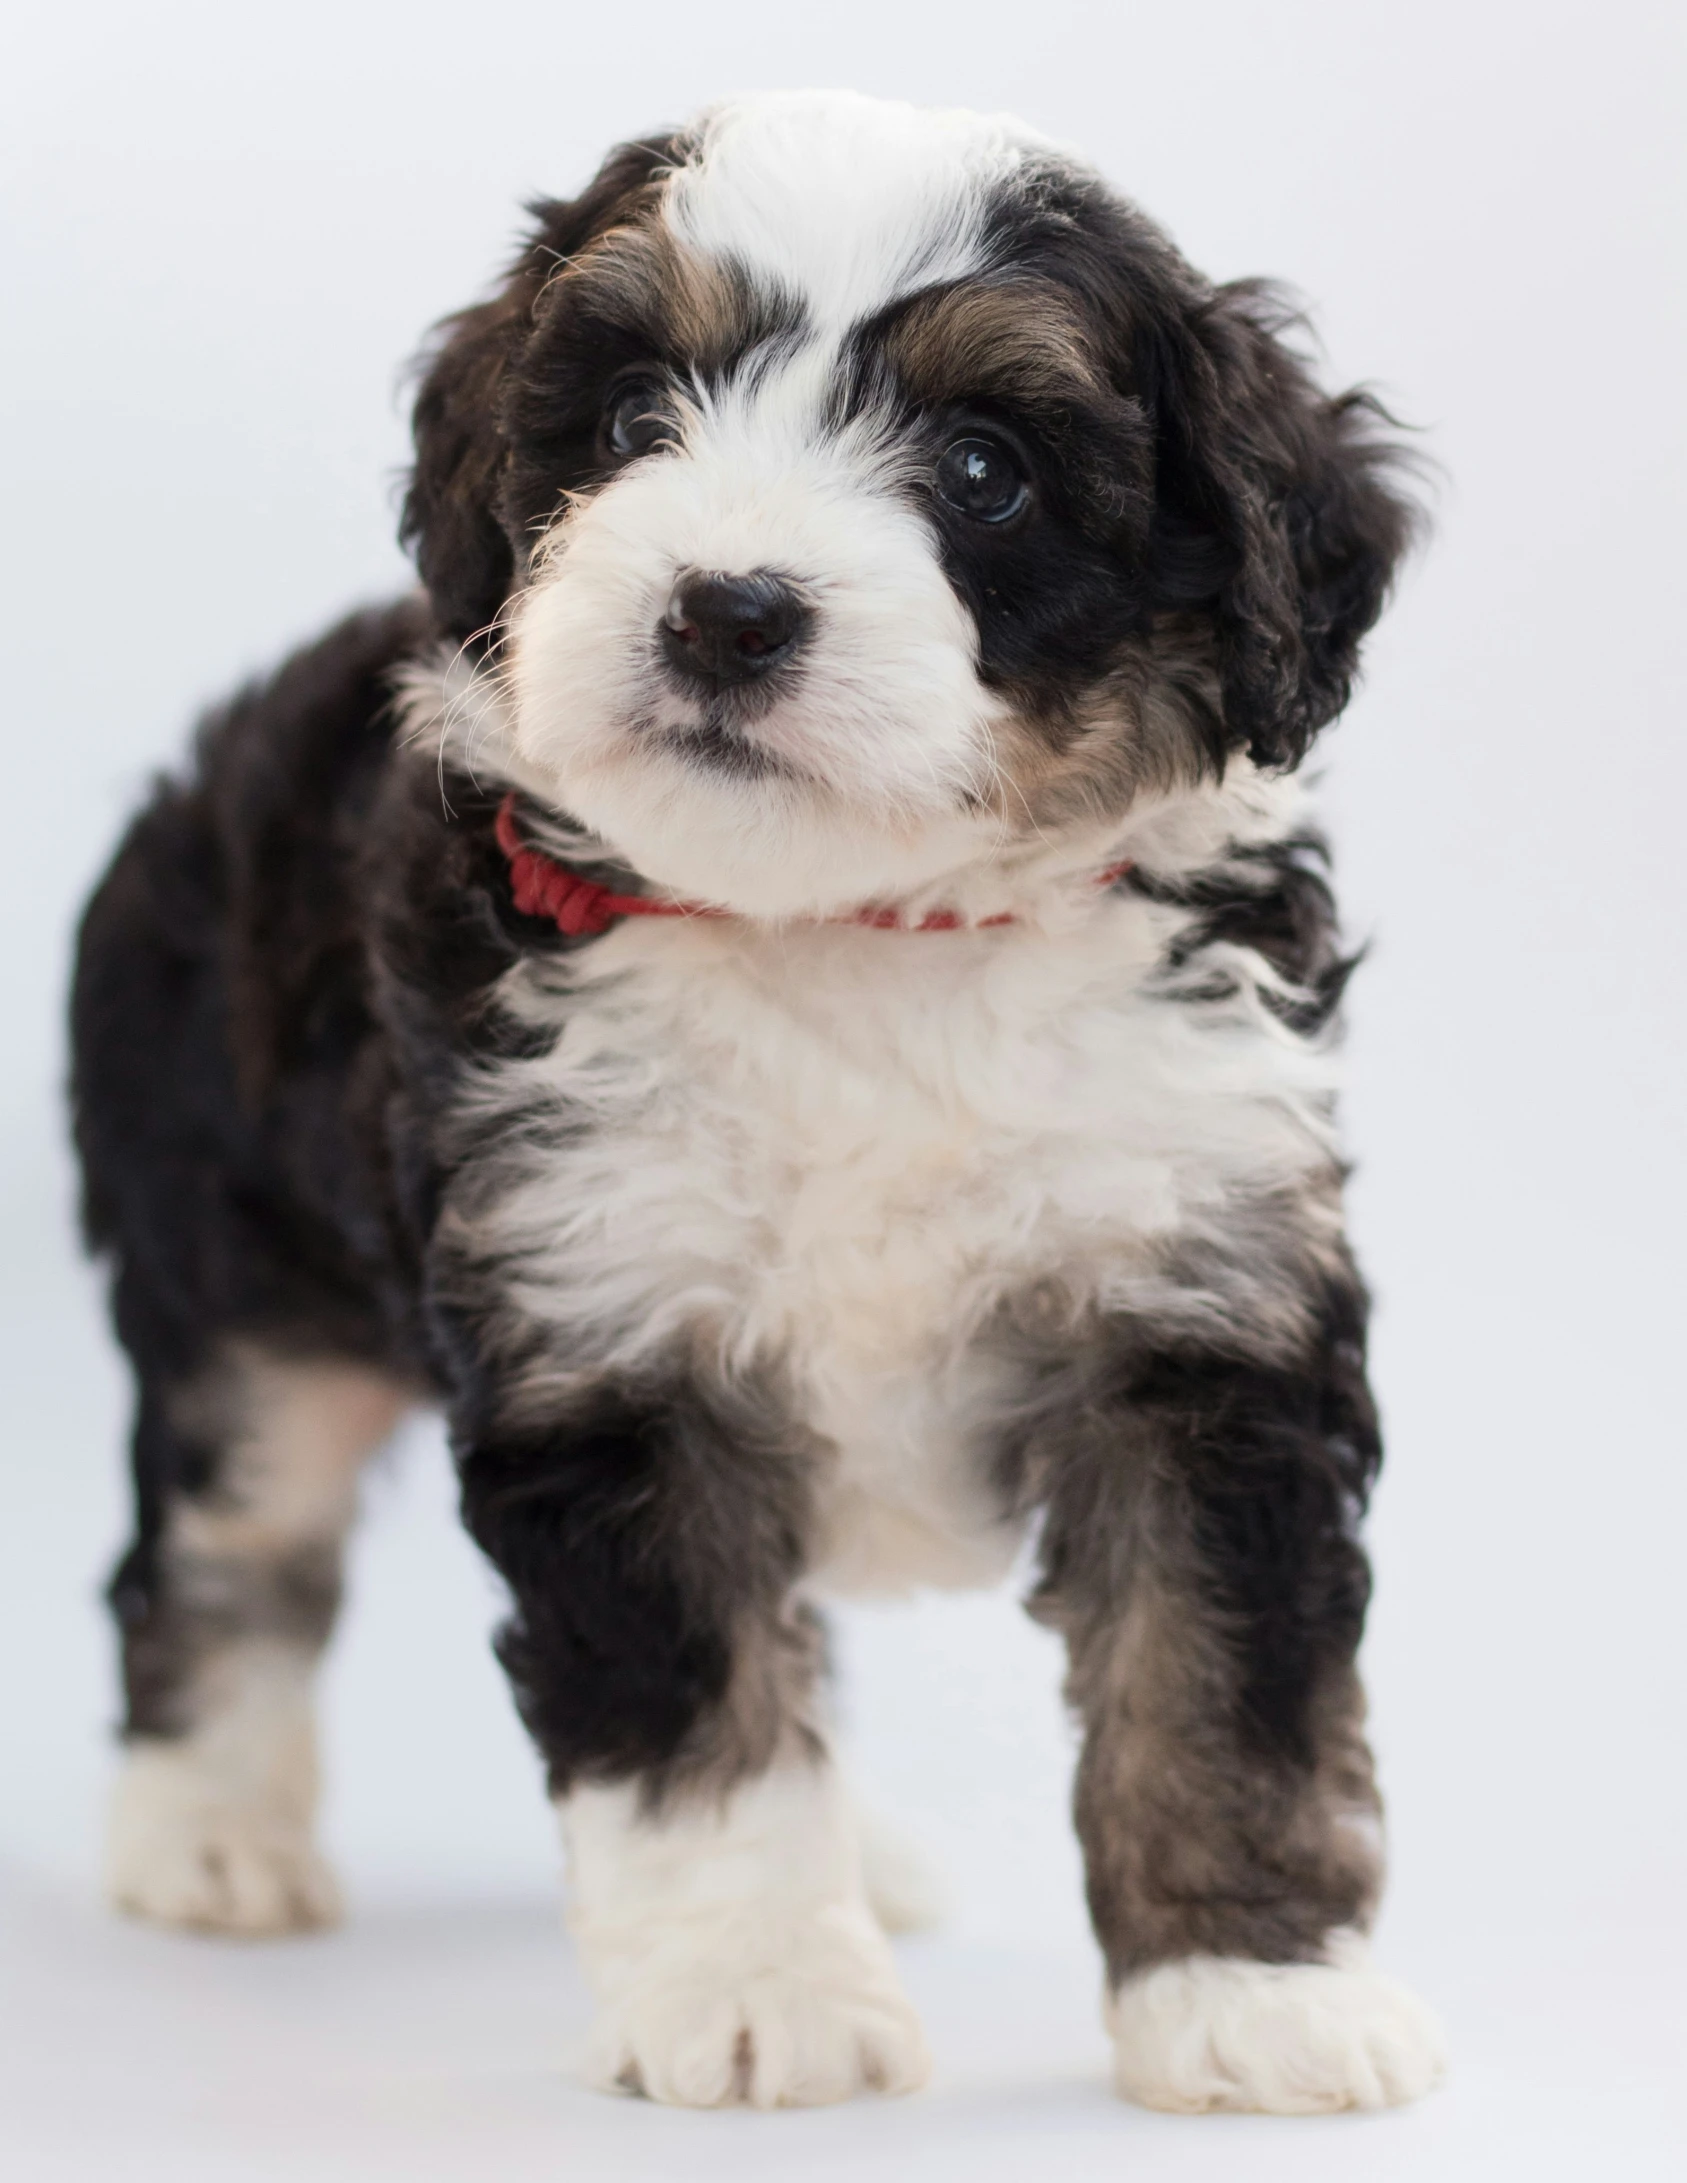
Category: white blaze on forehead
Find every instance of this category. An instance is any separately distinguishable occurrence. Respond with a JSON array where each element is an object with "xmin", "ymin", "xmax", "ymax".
[{"xmin": 665, "ymin": 90, "xmax": 1046, "ymax": 332}]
